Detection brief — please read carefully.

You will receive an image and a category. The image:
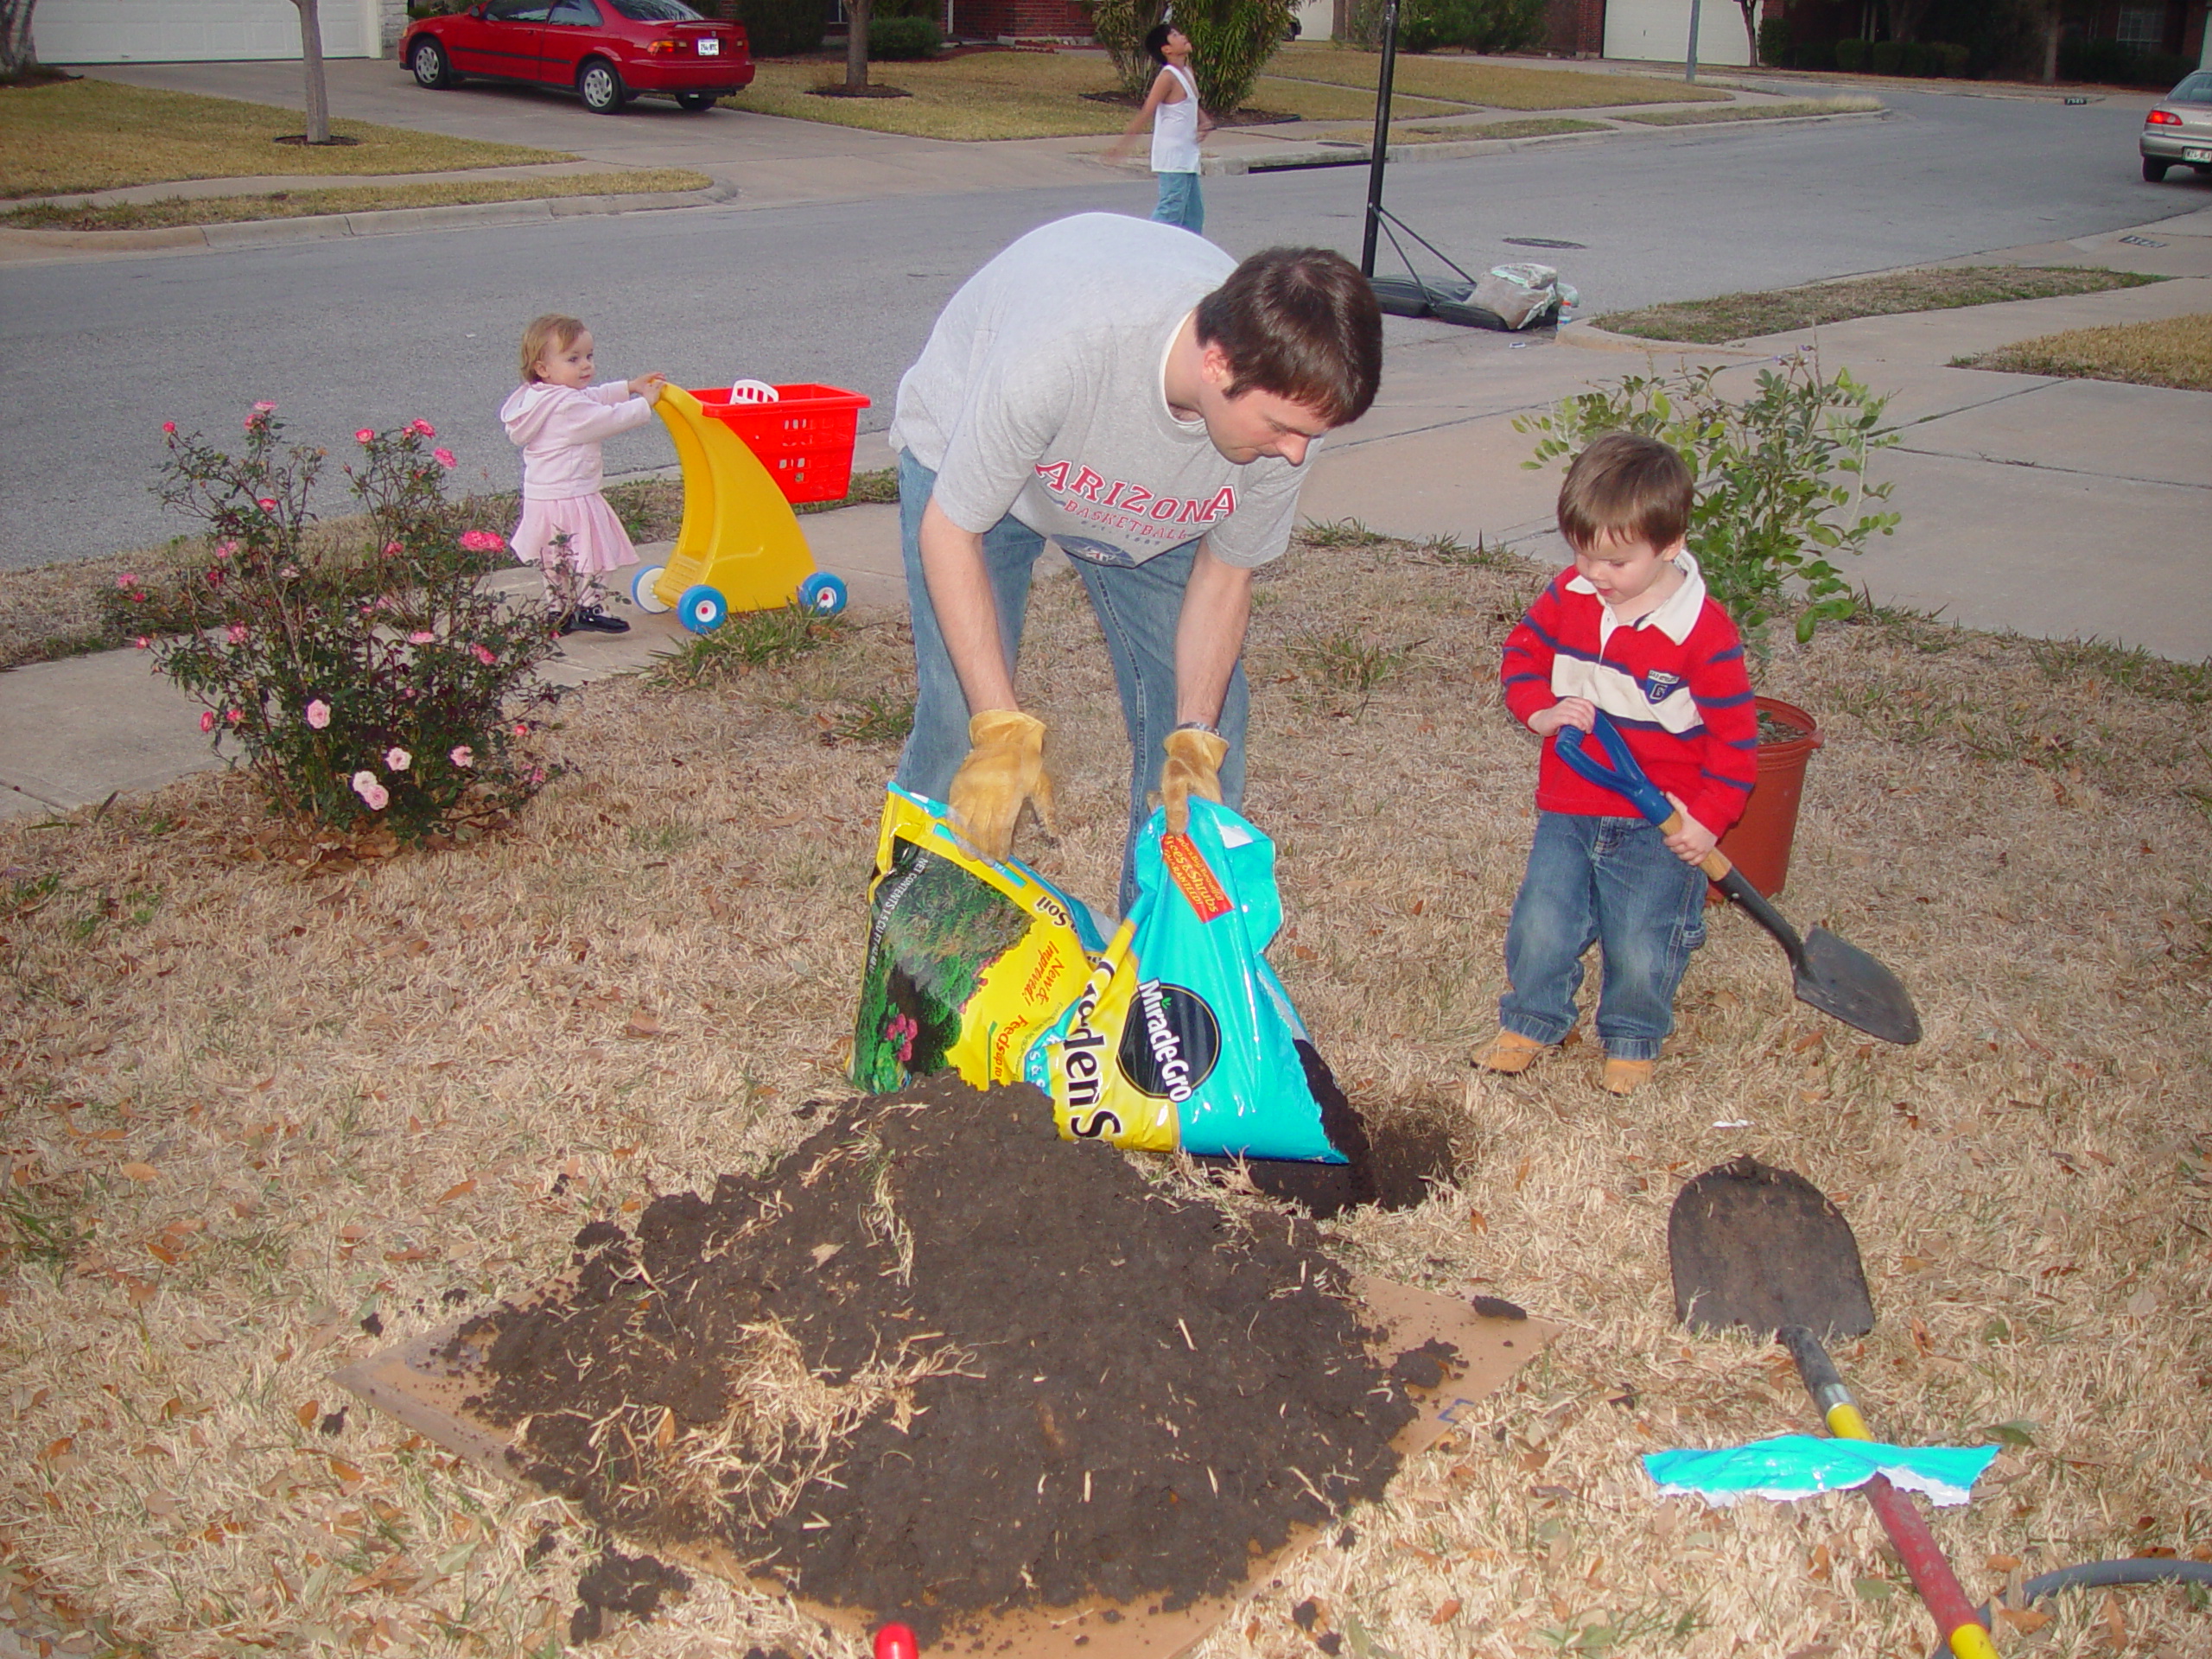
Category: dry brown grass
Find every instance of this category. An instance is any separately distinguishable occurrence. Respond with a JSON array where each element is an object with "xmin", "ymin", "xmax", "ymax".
[
  {"xmin": 1955, "ymin": 312, "xmax": 2212, "ymax": 394},
  {"xmin": 0, "ymin": 79, "xmax": 569, "ymax": 200},
  {"xmin": 0, "ymin": 169, "xmax": 713, "ymax": 232},
  {"xmin": 1613, "ymin": 95, "xmax": 1883, "ymax": 126},
  {"xmin": 3, "ymin": 536, "xmax": 2210, "ymax": 1656},
  {"xmin": 1263, "ymin": 43, "xmax": 1733, "ymax": 109}
]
